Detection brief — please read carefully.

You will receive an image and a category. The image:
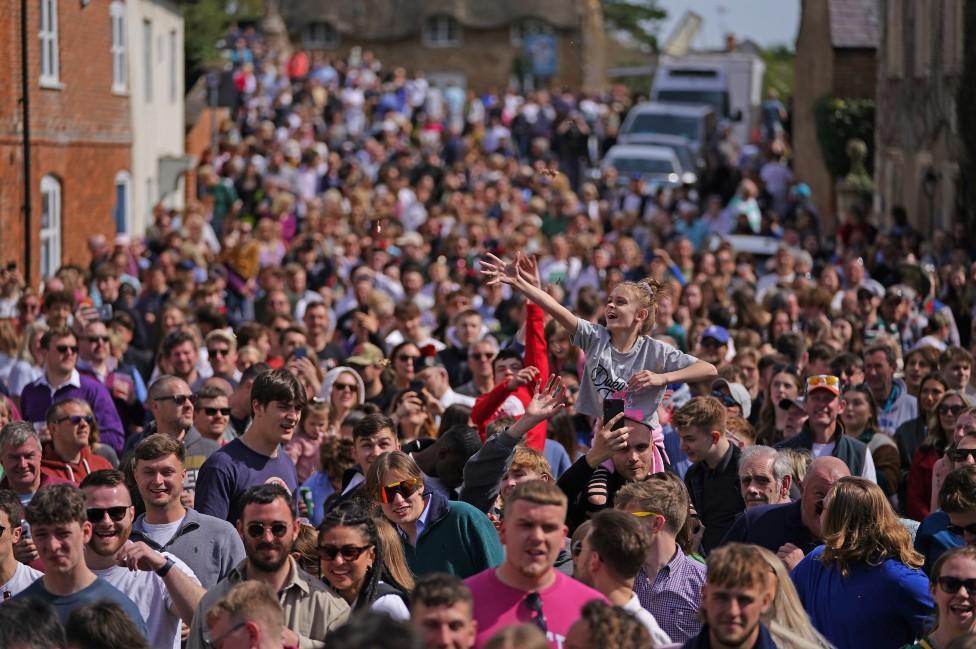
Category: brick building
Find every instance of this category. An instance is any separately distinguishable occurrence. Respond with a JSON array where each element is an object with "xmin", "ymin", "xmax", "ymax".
[
  {"xmin": 279, "ymin": 0, "xmax": 602, "ymax": 93},
  {"xmin": 875, "ymin": 0, "xmax": 966, "ymax": 233},
  {"xmin": 793, "ymin": 0, "xmax": 879, "ymax": 231},
  {"xmin": 0, "ymin": 1, "xmax": 132, "ymax": 284}
]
